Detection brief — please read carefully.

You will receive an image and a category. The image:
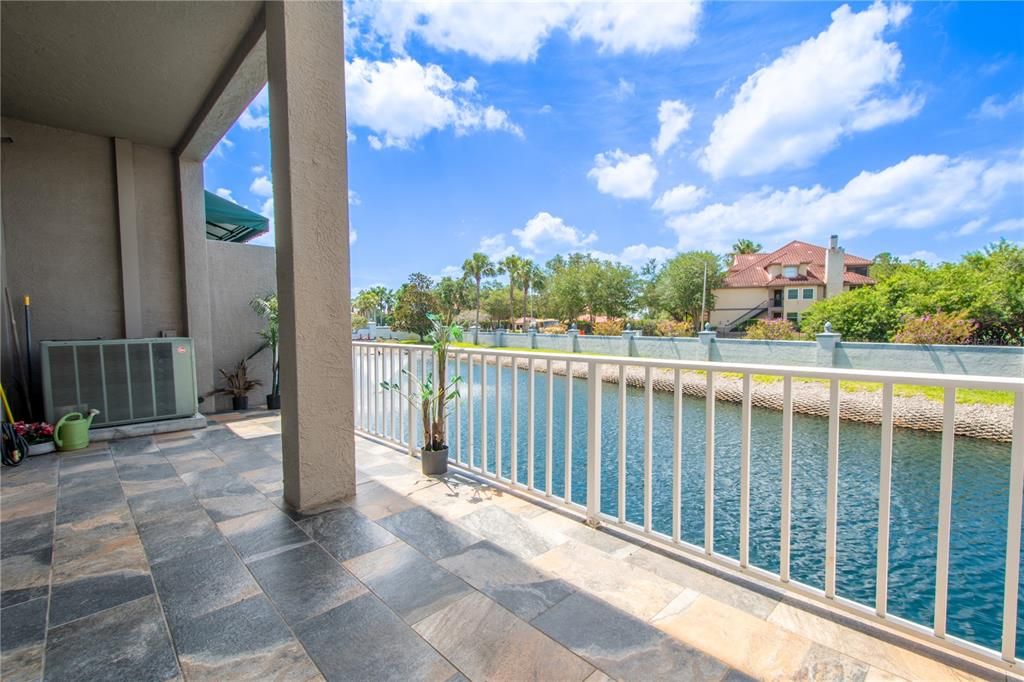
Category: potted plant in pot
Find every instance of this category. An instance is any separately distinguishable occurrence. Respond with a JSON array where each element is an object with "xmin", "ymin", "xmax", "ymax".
[
  {"xmin": 381, "ymin": 313, "xmax": 462, "ymax": 475},
  {"xmin": 250, "ymin": 293, "xmax": 280, "ymax": 409},
  {"xmin": 208, "ymin": 360, "xmax": 262, "ymax": 411},
  {"xmin": 14, "ymin": 421, "xmax": 55, "ymax": 455}
]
